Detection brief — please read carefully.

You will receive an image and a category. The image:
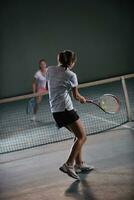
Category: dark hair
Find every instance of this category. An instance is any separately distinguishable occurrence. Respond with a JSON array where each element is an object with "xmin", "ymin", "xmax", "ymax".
[
  {"xmin": 39, "ymin": 59, "xmax": 46, "ymax": 69},
  {"xmin": 58, "ymin": 50, "xmax": 77, "ymax": 69}
]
